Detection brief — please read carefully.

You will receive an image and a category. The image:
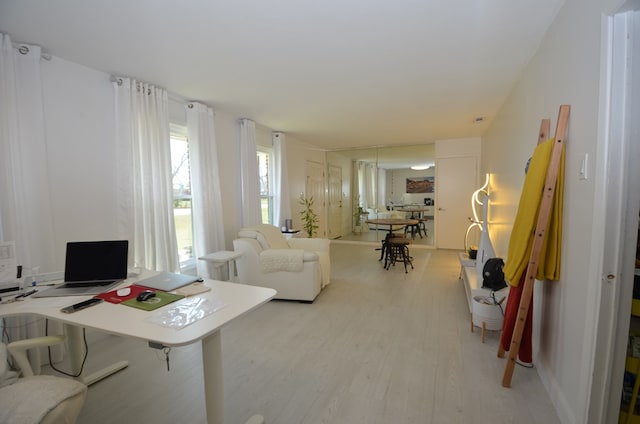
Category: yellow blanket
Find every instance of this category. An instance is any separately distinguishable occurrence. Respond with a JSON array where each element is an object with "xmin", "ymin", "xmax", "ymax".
[{"xmin": 503, "ymin": 138, "xmax": 565, "ymax": 286}]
